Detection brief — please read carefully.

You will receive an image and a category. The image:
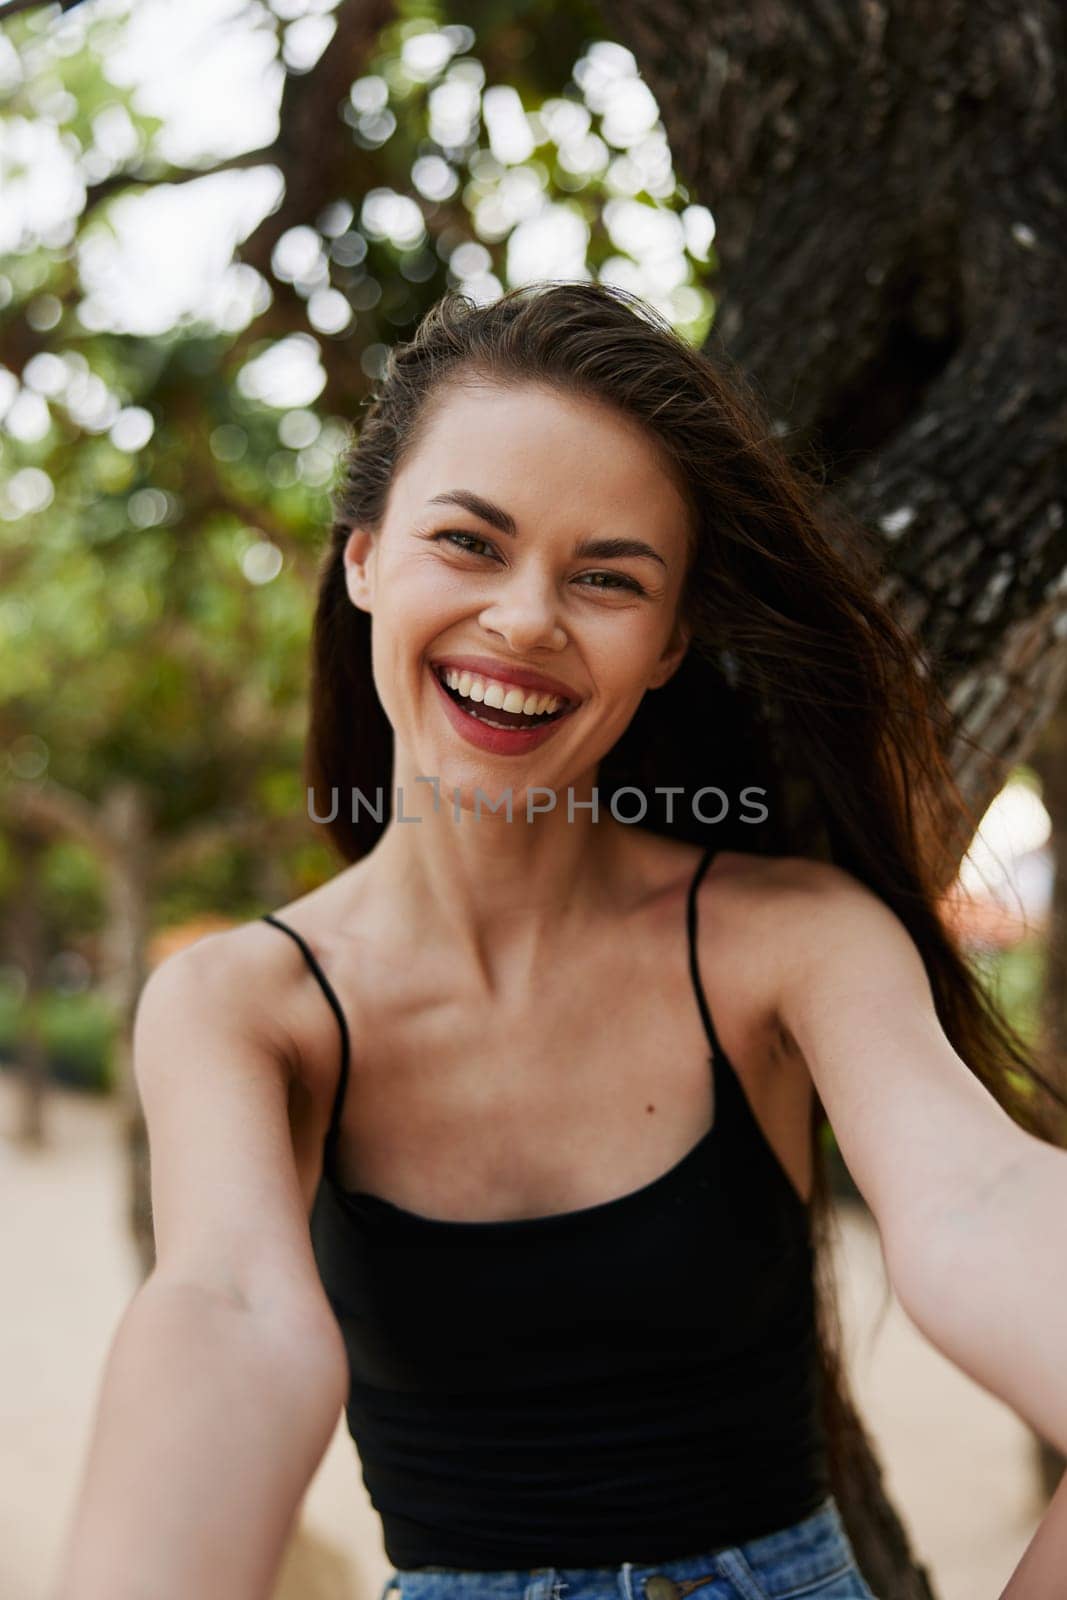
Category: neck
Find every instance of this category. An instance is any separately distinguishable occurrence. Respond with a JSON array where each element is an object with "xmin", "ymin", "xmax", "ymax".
[{"xmin": 356, "ymin": 761, "xmax": 635, "ymax": 996}]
